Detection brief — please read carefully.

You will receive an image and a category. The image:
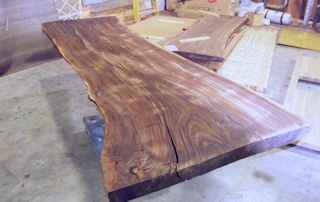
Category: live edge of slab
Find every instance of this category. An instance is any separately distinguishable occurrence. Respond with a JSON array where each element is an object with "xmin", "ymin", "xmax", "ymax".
[
  {"xmin": 108, "ymin": 126, "xmax": 309, "ymax": 202},
  {"xmin": 42, "ymin": 17, "xmax": 311, "ymax": 202}
]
